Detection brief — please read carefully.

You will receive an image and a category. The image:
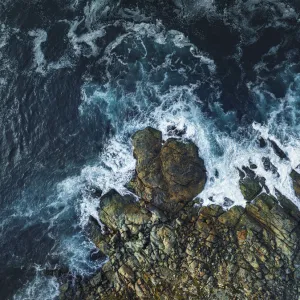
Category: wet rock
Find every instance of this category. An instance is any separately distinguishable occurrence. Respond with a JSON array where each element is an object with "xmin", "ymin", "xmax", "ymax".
[
  {"xmin": 123, "ymin": 203, "xmax": 151, "ymax": 226},
  {"xmin": 291, "ymin": 169, "xmax": 300, "ymax": 198},
  {"xmin": 132, "ymin": 127, "xmax": 163, "ymax": 185},
  {"xmin": 215, "ymin": 169, "xmax": 219, "ymax": 178},
  {"xmin": 150, "ymin": 225, "xmax": 176, "ymax": 254},
  {"xmin": 258, "ymin": 137, "xmax": 267, "ymax": 148},
  {"xmin": 239, "ymin": 176, "xmax": 262, "ymax": 201},
  {"xmin": 166, "ymin": 125, "xmax": 186, "ymax": 137},
  {"xmin": 44, "ymin": 265, "xmax": 69, "ymax": 277},
  {"xmin": 238, "ymin": 166, "xmax": 263, "ymax": 201},
  {"xmin": 62, "ymin": 190, "xmax": 300, "ymax": 300},
  {"xmin": 118, "ymin": 265, "xmax": 135, "ymax": 281},
  {"xmin": 275, "ymin": 189, "xmax": 300, "ymax": 221},
  {"xmin": 269, "ymin": 139, "xmax": 288, "ymax": 160},
  {"xmin": 223, "ymin": 197, "xmax": 234, "ymax": 207},
  {"xmin": 246, "ymin": 193, "xmax": 299, "ymax": 256},
  {"xmin": 262, "ymin": 157, "xmax": 278, "ymax": 175},
  {"xmin": 160, "ymin": 138, "xmax": 206, "ymax": 207},
  {"xmin": 60, "ymin": 283, "xmax": 69, "ymax": 293},
  {"xmin": 90, "ymin": 249, "xmax": 106, "ymax": 261},
  {"xmin": 218, "ymin": 205, "xmax": 244, "ymax": 227},
  {"xmin": 90, "ymin": 186, "xmax": 103, "ymax": 198}
]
